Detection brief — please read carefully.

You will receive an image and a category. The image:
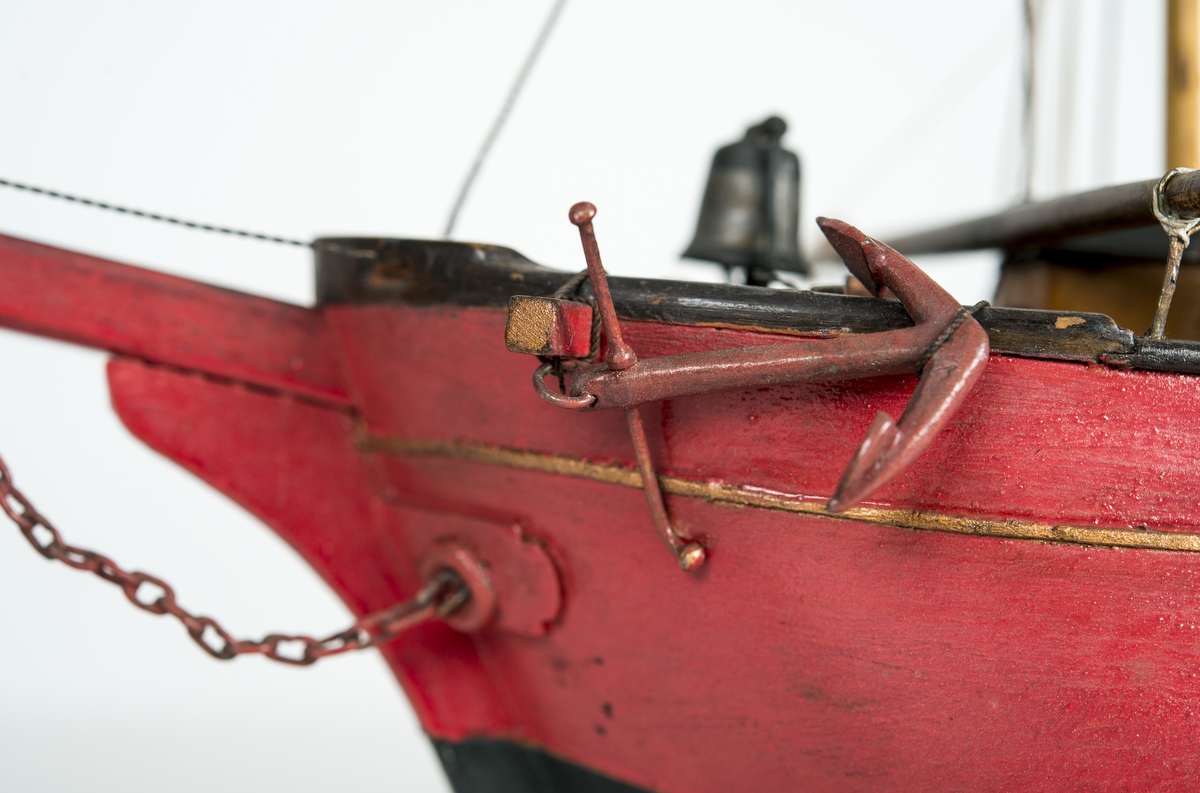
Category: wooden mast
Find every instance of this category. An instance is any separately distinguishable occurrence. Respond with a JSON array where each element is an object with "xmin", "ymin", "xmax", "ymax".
[{"xmin": 1168, "ymin": 0, "xmax": 1200, "ymax": 168}]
